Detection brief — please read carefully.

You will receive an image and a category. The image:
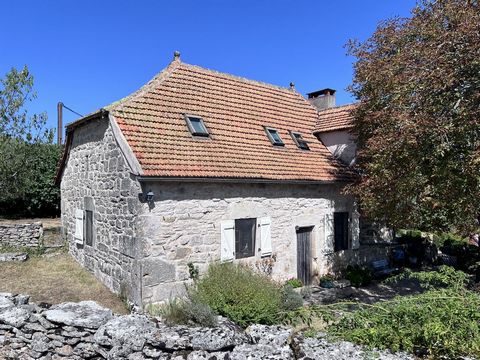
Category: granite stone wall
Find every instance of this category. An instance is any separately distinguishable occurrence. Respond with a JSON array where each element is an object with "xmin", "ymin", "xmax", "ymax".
[
  {"xmin": 60, "ymin": 116, "xmax": 142, "ymax": 305},
  {"xmin": 0, "ymin": 222, "xmax": 42, "ymax": 248},
  {"xmin": 136, "ymin": 181, "xmax": 360, "ymax": 303}
]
